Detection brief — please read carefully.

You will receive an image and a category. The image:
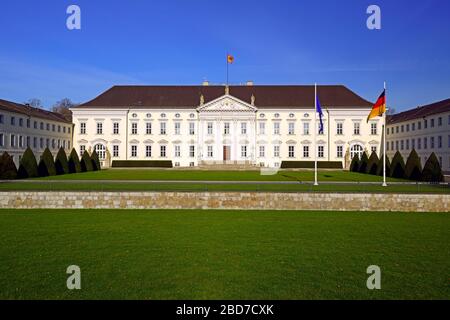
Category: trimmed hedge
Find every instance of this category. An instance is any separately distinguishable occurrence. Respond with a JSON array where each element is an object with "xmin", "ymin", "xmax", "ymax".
[
  {"xmin": 280, "ymin": 161, "xmax": 343, "ymax": 169},
  {"xmin": 366, "ymin": 152, "xmax": 379, "ymax": 175},
  {"xmin": 350, "ymin": 155, "xmax": 360, "ymax": 172},
  {"xmin": 91, "ymin": 151, "xmax": 101, "ymax": 171},
  {"xmin": 405, "ymin": 149, "xmax": 422, "ymax": 181},
  {"xmin": 421, "ymin": 153, "xmax": 444, "ymax": 182},
  {"xmin": 0, "ymin": 152, "xmax": 17, "ymax": 180},
  {"xmin": 38, "ymin": 148, "xmax": 56, "ymax": 177},
  {"xmin": 80, "ymin": 151, "xmax": 93, "ymax": 172},
  {"xmin": 17, "ymin": 147, "xmax": 39, "ymax": 179},
  {"xmin": 112, "ymin": 160, "xmax": 173, "ymax": 168},
  {"xmin": 358, "ymin": 152, "xmax": 369, "ymax": 173},
  {"xmin": 55, "ymin": 148, "xmax": 69, "ymax": 175},
  {"xmin": 376, "ymin": 155, "xmax": 391, "ymax": 177},
  {"xmin": 390, "ymin": 151, "xmax": 406, "ymax": 179},
  {"xmin": 68, "ymin": 149, "xmax": 81, "ymax": 174}
]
